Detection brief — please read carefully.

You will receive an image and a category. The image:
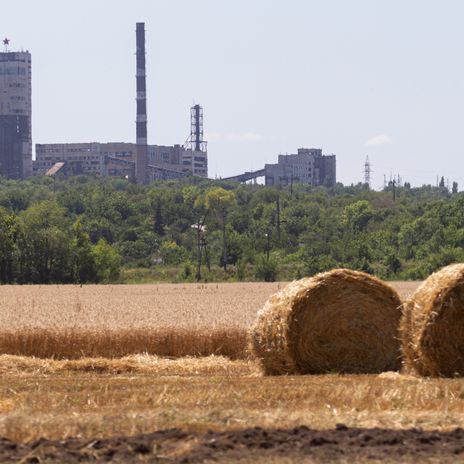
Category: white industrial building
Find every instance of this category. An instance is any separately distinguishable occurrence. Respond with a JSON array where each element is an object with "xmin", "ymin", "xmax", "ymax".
[{"xmin": 265, "ymin": 148, "xmax": 336, "ymax": 187}]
